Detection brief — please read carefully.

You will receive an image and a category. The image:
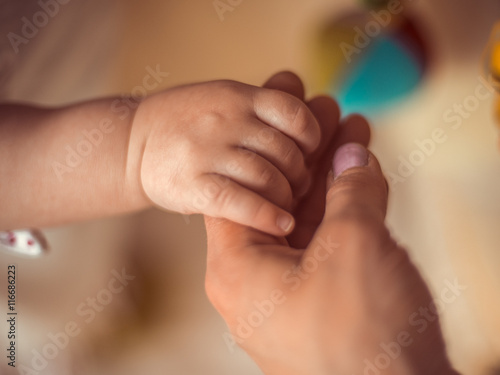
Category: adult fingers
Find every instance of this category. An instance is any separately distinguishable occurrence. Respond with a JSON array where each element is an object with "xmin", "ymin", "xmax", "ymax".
[
  {"xmin": 285, "ymin": 114, "xmax": 370, "ymax": 248},
  {"xmin": 332, "ymin": 114, "xmax": 371, "ymax": 149},
  {"xmin": 262, "ymin": 71, "xmax": 305, "ymax": 100},
  {"xmin": 305, "ymin": 95, "xmax": 341, "ymax": 163},
  {"xmin": 315, "ymin": 143, "xmax": 389, "ymax": 243}
]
